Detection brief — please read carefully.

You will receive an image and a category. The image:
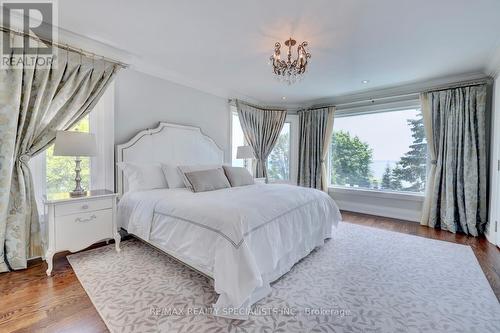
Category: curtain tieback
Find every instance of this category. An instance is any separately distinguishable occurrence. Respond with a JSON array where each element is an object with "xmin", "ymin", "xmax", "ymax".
[
  {"xmin": 18, "ymin": 154, "xmax": 31, "ymax": 165},
  {"xmin": 430, "ymin": 160, "xmax": 437, "ymax": 165}
]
